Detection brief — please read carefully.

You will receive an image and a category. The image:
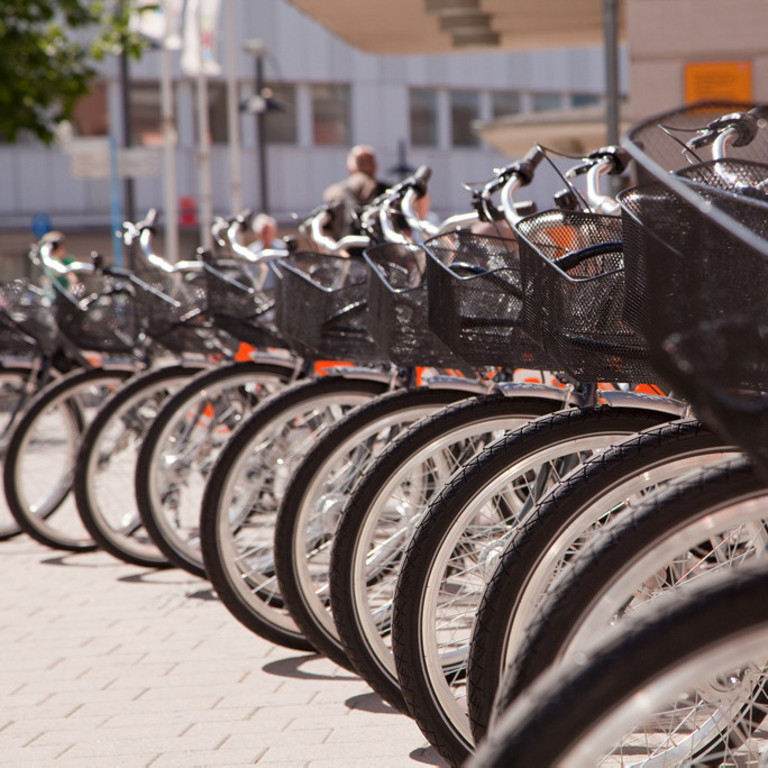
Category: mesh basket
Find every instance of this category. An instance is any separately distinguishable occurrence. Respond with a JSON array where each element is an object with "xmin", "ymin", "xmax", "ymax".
[
  {"xmin": 274, "ymin": 252, "xmax": 383, "ymax": 362},
  {"xmin": 622, "ymin": 101, "xmax": 768, "ymax": 474},
  {"xmin": 364, "ymin": 242, "xmax": 468, "ymax": 367},
  {"xmin": 423, "ymin": 230, "xmax": 551, "ymax": 369},
  {"xmin": 130, "ymin": 270, "xmax": 231, "ymax": 356},
  {"xmin": 203, "ymin": 254, "xmax": 287, "ymax": 349},
  {"xmin": 0, "ymin": 280, "xmax": 57, "ymax": 355},
  {"xmin": 52, "ymin": 280, "xmax": 141, "ymax": 354},
  {"xmin": 515, "ymin": 210, "xmax": 655, "ymax": 382}
]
